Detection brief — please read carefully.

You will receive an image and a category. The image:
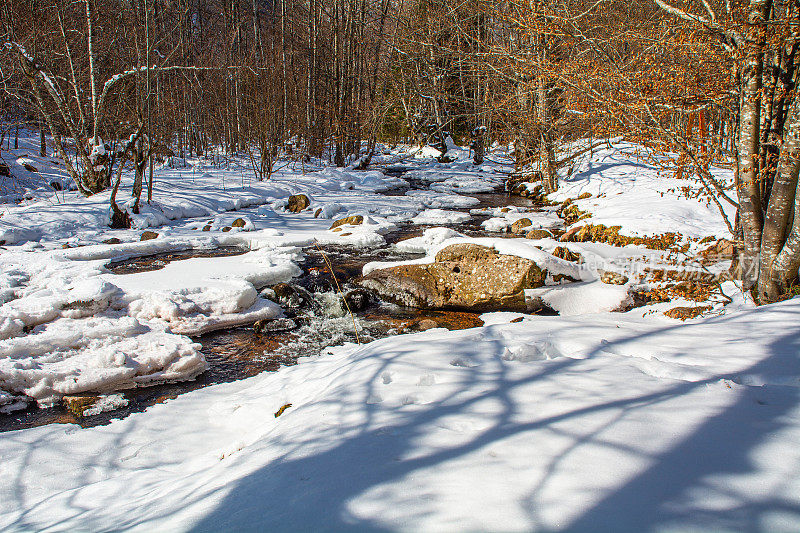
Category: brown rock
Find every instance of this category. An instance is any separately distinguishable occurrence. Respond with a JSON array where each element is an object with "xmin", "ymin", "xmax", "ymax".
[
  {"xmin": 231, "ymin": 218, "xmax": 247, "ymax": 228},
  {"xmin": 552, "ymin": 246, "xmax": 582, "ymax": 263},
  {"xmin": 577, "ymin": 192, "xmax": 592, "ymax": 200},
  {"xmin": 340, "ymin": 232, "xmax": 352, "ymax": 237},
  {"xmin": 102, "ymin": 238, "xmax": 122, "ymax": 245},
  {"xmin": 23, "ymin": 163, "xmax": 39, "ymax": 173},
  {"xmin": 140, "ymin": 231, "xmax": 159, "ymax": 241},
  {"xmin": 330, "ymin": 215, "xmax": 364, "ymax": 230},
  {"xmin": 526, "ymin": 229, "xmax": 552, "ymax": 240},
  {"xmin": 202, "ymin": 225, "xmax": 212, "ymax": 232},
  {"xmin": 360, "ymin": 243, "xmax": 546, "ymax": 311},
  {"xmin": 222, "ymin": 226, "xmax": 232, "ymax": 232},
  {"xmin": 699, "ymin": 238, "xmax": 736, "ymax": 262},
  {"xmin": 63, "ymin": 395, "xmax": 99, "ymax": 417},
  {"xmin": 413, "ymin": 318, "xmax": 440, "ymax": 331},
  {"xmin": 314, "ymin": 208, "xmax": 323, "ymax": 218},
  {"xmin": 664, "ymin": 306, "xmax": 711, "ymax": 320},
  {"xmin": 286, "ymin": 194, "xmax": 311, "ymax": 213},
  {"xmin": 510, "ymin": 218, "xmax": 533, "ymax": 234},
  {"xmin": 599, "ymin": 270, "xmax": 629, "ymax": 285}
]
